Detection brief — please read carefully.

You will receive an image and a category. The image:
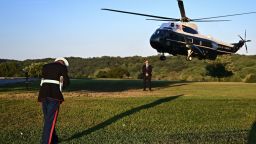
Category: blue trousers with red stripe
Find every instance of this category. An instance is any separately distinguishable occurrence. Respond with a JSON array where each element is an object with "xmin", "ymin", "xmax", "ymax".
[{"xmin": 41, "ymin": 99, "xmax": 60, "ymax": 144}]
